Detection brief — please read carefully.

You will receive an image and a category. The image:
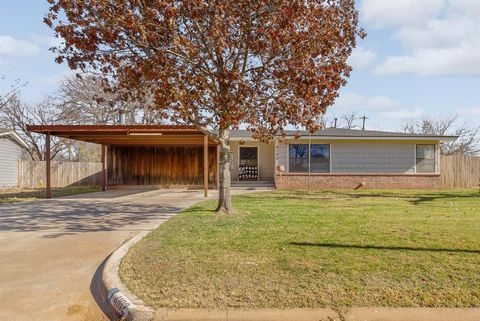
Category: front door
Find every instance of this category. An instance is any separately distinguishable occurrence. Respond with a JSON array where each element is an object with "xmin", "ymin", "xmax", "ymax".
[{"xmin": 239, "ymin": 146, "xmax": 258, "ymax": 181}]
